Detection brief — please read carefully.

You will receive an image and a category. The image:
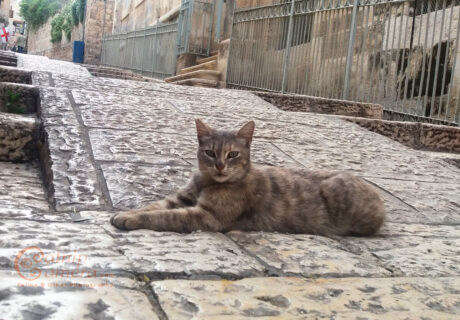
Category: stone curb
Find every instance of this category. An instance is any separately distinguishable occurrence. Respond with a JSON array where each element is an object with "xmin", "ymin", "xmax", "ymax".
[
  {"xmin": 252, "ymin": 91, "xmax": 383, "ymax": 119},
  {"xmin": 347, "ymin": 117, "xmax": 460, "ymax": 153}
]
